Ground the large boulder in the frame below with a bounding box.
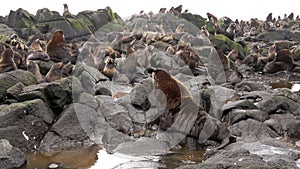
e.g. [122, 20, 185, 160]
[0, 70, 37, 102]
[39, 103, 95, 151]
[200, 86, 236, 120]
[0, 99, 54, 152]
[257, 29, 300, 42]
[0, 139, 26, 169]
[6, 8, 39, 39]
[211, 34, 248, 59]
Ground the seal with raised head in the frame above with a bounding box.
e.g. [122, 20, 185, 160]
[0, 45, 17, 73]
[26, 60, 43, 83]
[46, 30, 72, 62]
[147, 68, 235, 149]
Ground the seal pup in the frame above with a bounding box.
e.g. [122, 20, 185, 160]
[146, 68, 235, 150]
[175, 24, 185, 33]
[0, 46, 17, 73]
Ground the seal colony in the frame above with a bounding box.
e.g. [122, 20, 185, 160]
[0, 4, 300, 157]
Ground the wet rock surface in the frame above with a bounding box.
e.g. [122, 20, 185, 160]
[0, 5, 300, 169]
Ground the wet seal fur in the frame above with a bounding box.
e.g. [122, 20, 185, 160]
[0, 44, 17, 73]
[147, 68, 235, 149]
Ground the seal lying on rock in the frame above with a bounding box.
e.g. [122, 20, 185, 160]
[147, 67, 235, 149]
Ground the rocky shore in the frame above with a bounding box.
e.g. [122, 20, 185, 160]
[0, 5, 299, 169]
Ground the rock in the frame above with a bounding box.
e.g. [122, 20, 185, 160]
[96, 95, 131, 134]
[177, 149, 276, 169]
[228, 109, 268, 125]
[0, 139, 26, 169]
[211, 34, 248, 59]
[257, 29, 300, 42]
[73, 62, 109, 82]
[235, 81, 268, 92]
[0, 99, 54, 152]
[200, 86, 236, 120]
[6, 82, 25, 100]
[102, 126, 133, 153]
[0, 24, 17, 42]
[45, 77, 82, 112]
[35, 8, 64, 23]
[267, 114, 300, 139]
[6, 8, 39, 39]
[35, 60, 53, 75]
[0, 70, 37, 102]
[221, 100, 258, 113]
[256, 96, 300, 115]
[291, 45, 300, 61]
[129, 78, 153, 111]
[39, 103, 94, 151]
[182, 75, 209, 104]
[181, 13, 206, 30]
[94, 81, 113, 96]
[76, 92, 98, 109]
[113, 137, 170, 156]
[229, 119, 278, 140]
[224, 138, 300, 169]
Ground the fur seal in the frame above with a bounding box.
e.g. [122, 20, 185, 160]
[0, 46, 17, 73]
[27, 39, 50, 61]
[102, 57, 116, 80]
[147, 68, 235, 149]
[45, 62, 64, 82]
[26, 60, 43, 83]
[46, 30, 72, 62]
[263, 49, 294, 74]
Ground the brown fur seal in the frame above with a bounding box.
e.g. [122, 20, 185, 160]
[27, 39, 50, 61]
[45, 62, 64, 82]
[263, 49, 294, 74]
[0, 47, 17, 73]
[46, 30, 72, 62]
[26, 60, 43, 83]
[147, 68, 235, 149]
[102, 57, 116, 80]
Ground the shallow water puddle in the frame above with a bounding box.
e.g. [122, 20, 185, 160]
[22, 146, 205, 169]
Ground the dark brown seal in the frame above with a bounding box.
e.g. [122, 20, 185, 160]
[0, 46, 17, 73]
[147, 68, 235, 149]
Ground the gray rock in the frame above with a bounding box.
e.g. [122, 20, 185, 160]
[0, 99, 54, 152]
[113, 137, 170, 157]
[256, 96, 300, 115]
[267, 114, 300, 139]
[229, 119, 278, 140]
[221, 100, 258, 113]
[200, 86, 236, 120]
[96, 95, 131, 134]
[228, 109, 268, 125]
[0, 70, 37, 102]
[94, 81, 113, 96]
[129, 78, 153, 111]
[76, 92, 98, 109]
[39, 103, 92, 151]
[102, 126, 133, 153]
[257, 29, 300, 42]
[0, 139, 26, 169]
[45, 77, 82, 112]
[235, 81, 268, 92]
[6, 82, 25, 100]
